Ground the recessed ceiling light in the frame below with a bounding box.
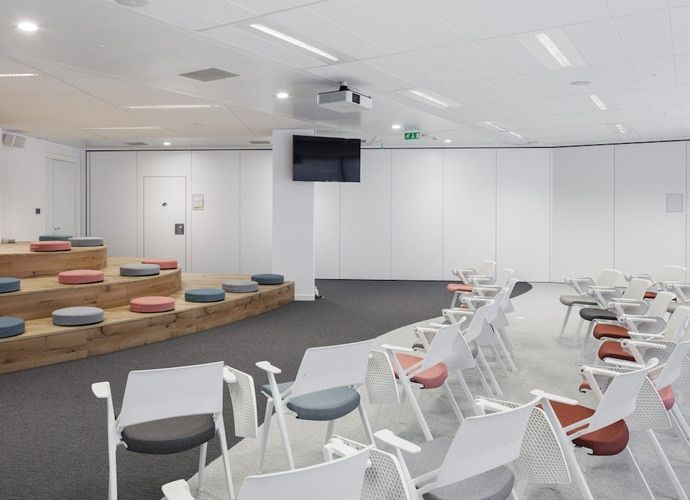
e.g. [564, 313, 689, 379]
[17, 22, 38, 32]
[589, 94, 607, 110]
[444, 139, 452, 143]
[0, 73, 38, 78]
[570, 80, 592, 86]
[163, 141, 171, 146]
[276, 92, 289, 99]
[481, 121, 508, 132]
[508, 131, 525, 140]
[391, 124, 401, 130]
[409, 89, 450, 107]
[535, 33, 571, 67]
[615, 123, 627, 134]
[250, 24, 339, 62]
[125, 104, 219, 110]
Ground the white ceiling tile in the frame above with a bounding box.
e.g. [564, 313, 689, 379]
[419, 0, 510, 40]
[366, 55, 448, 88]
[480, 0, 560, 34]
[614, 10, 674, 60]
[434, 41, 514, 80]
[564, 19, 628, 65]
[541, 0, 611, 25]
[134, 0, 258, 30]
[475, 36, 551, 75]
[631, 57, 677, 88]
[484, 76, 545, 100]
[307, 61, 413, 92]
[605, 0, 667, 17]
[670, 6, 690, 55]
[400, 50, 475, 84]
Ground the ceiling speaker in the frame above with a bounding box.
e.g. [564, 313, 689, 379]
[2, 133, 26, 148]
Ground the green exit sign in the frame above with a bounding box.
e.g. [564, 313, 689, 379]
[404, 131, 420, 140]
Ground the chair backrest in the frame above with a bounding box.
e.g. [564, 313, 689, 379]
[434, 398, 535, 489]
[653, 340, 690, 389]
[623, 278, 652, 300]
[418, 325, 459, 372]
[663, 306, 690, 342]
[493, 268, 515, 288]
[290, 339, 374, 399]
[365, 349, 400, 405]
[462, 300, 494, 343]
[597, 268, 622, 287]
[658, 265, 687, 283]
[646, 291, 675, 317]
[238, 447, 371, 500]
[118, 361, 224, 429]
[225, 366, 259, 439]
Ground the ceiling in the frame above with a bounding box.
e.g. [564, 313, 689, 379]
[2, 0, 690, 150]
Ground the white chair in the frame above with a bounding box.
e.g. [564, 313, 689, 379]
[256, 339, 374, 472]
[450, 260, 496, 285]
[92, 361, 251, 500]
[162, 446, 372, 500]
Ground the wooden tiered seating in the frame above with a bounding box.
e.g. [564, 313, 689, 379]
[0, 242, 294, 373]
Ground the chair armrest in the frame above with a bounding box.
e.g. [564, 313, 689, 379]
[381, 344, 415, 354]
[374, 429, 421, 454]
[255, 360, 281, 374]
[622, 339, 667, 350]
[529, 389, 578, 406]
[223, 365, 237, 384]
[91, 381, 111, 399]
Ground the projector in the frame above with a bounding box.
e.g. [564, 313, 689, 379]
[317, 82, 372, 112]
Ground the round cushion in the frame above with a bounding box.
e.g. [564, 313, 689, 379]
[130, 296, 176, 313]
[58, 270, 105, 284]
[250, 273, 284, 285]
[0, 317, 25, 339]
[446, 283, 473, 293]
[52, 306, 104, 326]
[69, 236, 104, 247]
[0, 277, 20, 293]
[38, 234, 73, 241]
[185, 288, 225, 303]
[120, 263, 160, 277]
[29, 241, 72, 252]
[142, 258, 178, 270]
[222, 280, 259, 293]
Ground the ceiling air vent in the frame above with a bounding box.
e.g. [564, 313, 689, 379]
[249, 140, 271, 145]
[178, 68, 238, 82]
[125, 141, 148, 146]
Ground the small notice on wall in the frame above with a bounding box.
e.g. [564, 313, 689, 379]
[193, 194, 204, 210]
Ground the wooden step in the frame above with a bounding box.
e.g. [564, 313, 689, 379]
[0, 242, 107, 278]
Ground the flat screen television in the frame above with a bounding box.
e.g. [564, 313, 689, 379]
[292, 135, 361, 182]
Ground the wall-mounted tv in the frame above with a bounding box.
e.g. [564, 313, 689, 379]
[292, 135, 361, 182]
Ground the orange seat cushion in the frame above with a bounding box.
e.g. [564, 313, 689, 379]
[130, 296, 176, 313]
[394, 353, 448, 389]
[141, 258, 178, 270]
[446, 283, 473, 294]
[597, 341, 635, 362]
[592, 323, 629, 340]
[549, 400, 629, 456]
[58, 269, 105, 284]
[29, 241, 71, 252]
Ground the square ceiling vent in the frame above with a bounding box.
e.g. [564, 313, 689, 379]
[178, 68, 238, 82]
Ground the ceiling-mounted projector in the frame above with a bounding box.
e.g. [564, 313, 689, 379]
[317, 82, 372, 112]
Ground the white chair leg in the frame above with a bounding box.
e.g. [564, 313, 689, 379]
[621, 447, 655, 500]
[197, 442, 207, 491]
[476, 349, 503, 396]
[441, 381, 464, 423]
[258, 400, 275, 473]
[357, 403, 376, 444]
[645, 429, 688, 500]
[401, 382, 433, 441]
[453, 369, 476, 405]
[559, 306, 573, 338]
[107, 439, 118, 500]
[215, 424, 236, 500]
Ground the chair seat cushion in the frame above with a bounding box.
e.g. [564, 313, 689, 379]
[659, 385, 676, 411]
[141, 258, 178, 269]
[261, 382, 361, 421]
[592, 323, 629, 340]
[0, 317, 25, 339]
[579, 307, 617, 322]
[222, 280, 259, 293]
[0, 277, 20, 293]
[446, 283, 473, 294]
[52, 306, 104, 326]
[38, 234, 73, 241]
[58, 269, 105, 284]
[185, 288, 225, 303]
[251, 273, 284, 285]
[121, 414, 216, 455]
[559, 294, 598, 307]
[29, 241, 71, 252]
[68, 236, 104, 247]
[130, 296, 176, 313]
[403, 436, 515, 500]
[549, 400, 629, 455]
[394, 353, 448, 389]
[597, 341, 635, 362]
[120, 263, 160, 276]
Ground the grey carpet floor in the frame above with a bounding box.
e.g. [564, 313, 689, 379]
[181, 282, 690, 500]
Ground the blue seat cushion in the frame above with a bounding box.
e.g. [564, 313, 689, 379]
[0, 317, 25, 339]
[52, 306, 104, 326]
[68, 236, 104, 247]
[262, 382, 361, 421]
[185, 288, 225, 303]
[0, 277, 20, 293]
[38, 234, 73, 241]
[121, 414, 215, 455]
[251, 273, 284, 285]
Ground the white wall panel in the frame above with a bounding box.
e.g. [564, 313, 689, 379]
[442, 149, 497, 280]
[239, 150, 272, 275]
[190, 150, 240, 273]
[340, 149, 393, 279]
[391, 149, 444, 280]
[496, 148, 551, 281]
[314, 182, 341, 278]
[88, 151, 138, 258]
[615, 141, 686, 276]
[551, 145, 615, 282]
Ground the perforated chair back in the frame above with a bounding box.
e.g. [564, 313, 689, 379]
[238, 447, 371, 500]
[651, 339, 690, 390]
[225, 366, 259, 439]
[417, 324, 458, 373]
[118, 361, 223, 429]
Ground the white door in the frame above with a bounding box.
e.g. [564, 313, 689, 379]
[143, 176, 186, 270]
[50, 159, 78, 236]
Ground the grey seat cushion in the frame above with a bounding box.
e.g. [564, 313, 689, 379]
[403, 436, 515, 500]
[68, 236, 104, 247]
[251, 273, 284, 285]
[579, 307, 617, 322]
[121, 414, 215, 455]
[0, 277, 20, 293]
[185, 288, 225, 303]
[38, 234, 73, 241]
[559, 294, 598, 307]
[261, 382, 360, 421]
[120, 263, 160, 276]
[0, 317, 25, 339]
[222, 280, 259, 293]
[52, 306, 104, 326]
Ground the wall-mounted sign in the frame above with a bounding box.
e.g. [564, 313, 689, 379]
[404, 131, 420, 140]
[192, 194, 204, 210]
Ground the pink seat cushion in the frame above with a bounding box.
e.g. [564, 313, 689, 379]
[394, 353, 448, 389]
[58, 269, 105, 284]
[141, 258, 178, 270]
[446, 283, 473, 294]
[29, 241, 71, 252]
[658, 385, 676, 411]
[130, 296, 176, 313]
